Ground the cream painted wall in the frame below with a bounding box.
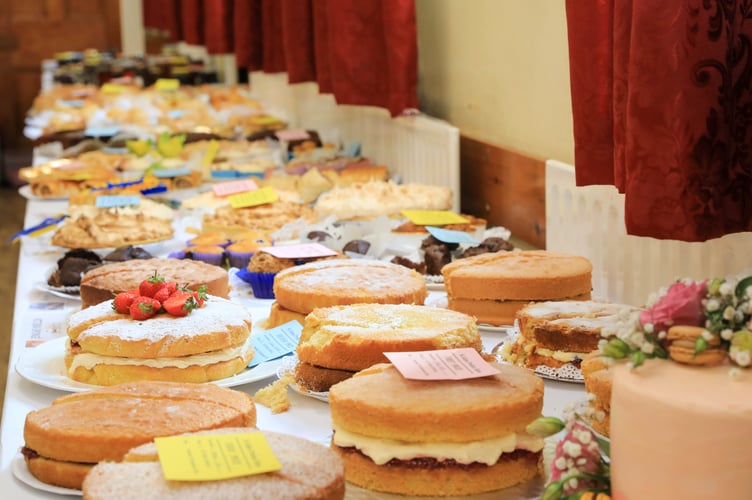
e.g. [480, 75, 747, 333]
[416, 0, 574, 164]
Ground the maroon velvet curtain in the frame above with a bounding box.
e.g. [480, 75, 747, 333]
[142, 0, 418, 116]
[566, 0, 752, 242]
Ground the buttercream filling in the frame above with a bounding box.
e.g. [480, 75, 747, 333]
[69, 335, 253, 370]
[534, 346, 590, 363]
[332, 426, 544, 466]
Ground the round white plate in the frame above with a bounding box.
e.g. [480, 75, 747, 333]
[17, 184, 68, 201]
[12, 453, 80, 496]
[15, 336, 284, 393]
[35, 282, 81, 301]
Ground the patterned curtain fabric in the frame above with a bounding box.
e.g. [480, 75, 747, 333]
[566, 0, 752, 242]
[142, 0, 418, 116]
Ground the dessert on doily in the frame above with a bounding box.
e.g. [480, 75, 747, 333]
[533, 275, 752, 500]
[499, 300, 639, 383]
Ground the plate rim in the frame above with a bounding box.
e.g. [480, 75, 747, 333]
[15, 336, 283, 393]
[11, 452, 81, 496]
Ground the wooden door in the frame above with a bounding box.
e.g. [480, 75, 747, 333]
[0, 0, 120, 180]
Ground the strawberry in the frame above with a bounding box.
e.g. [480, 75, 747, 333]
[112, 291, 139, 314]
[191, 285, 208, 307]
[139, 272, 166, 298]
[129, 296, 160, 320]
[162, 292, 199, 317]
[152, 283, 176, 304]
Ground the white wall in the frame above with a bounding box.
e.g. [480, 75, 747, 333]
[416, 0, 573, 164]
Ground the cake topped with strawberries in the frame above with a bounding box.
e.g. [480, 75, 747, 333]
[65, 273, 254, 386]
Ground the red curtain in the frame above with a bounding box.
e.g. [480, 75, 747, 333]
[142, 0, 418, 116]
[567, 0, 752, 242]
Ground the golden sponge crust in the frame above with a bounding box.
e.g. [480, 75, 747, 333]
[297, 304, 482, 372]
[273, 259, 427, 315]
[23, 381, 256, 490]
[329, 363, 544, 443]
[442, 250, 592, 301]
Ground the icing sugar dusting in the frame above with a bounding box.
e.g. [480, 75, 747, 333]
[69, 296, 252, 343]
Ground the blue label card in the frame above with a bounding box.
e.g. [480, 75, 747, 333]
[152, 167, 192, 178]
[60, 99, 85, 108]
[84, 126, 121, 137]
[342, 141, 361, 157]
[427, 226, 480, 245]
[248, 320, 302, 367]
[95, 195, 142, 208]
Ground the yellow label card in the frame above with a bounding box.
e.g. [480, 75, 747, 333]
[229, 186, 278, 208]
[201, 139, 220, 167]
[156, 78, 180, 92]
[100, 83, 126, 95]
[155, 432, 282, 481]
[400, 210, 469, 226]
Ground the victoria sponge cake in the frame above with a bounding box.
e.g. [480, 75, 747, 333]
[269, 258, 427, 328]
[295, 303, 481, 392]
[329, 362, 545, 496]
[22, 381, 256, 490]
[442, 250, 593, 326]
[83, 428, 345, 499]
[79, 258, 229, 308]
[65, 295, 254, 385]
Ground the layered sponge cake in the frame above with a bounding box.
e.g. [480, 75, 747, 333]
[295, 303, 482, 392]
[442, 250, 593, 326]
[503, 300, 639, 370]
[269, 258, 427, 328]
[65, 295, 254, 385]
[329, 362, 545, 496]
[22, 381, 256, 490]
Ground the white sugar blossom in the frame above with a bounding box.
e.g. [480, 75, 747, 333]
[719, 282, 734, 296]
[641, 342, 655, 354]
[724, 306, 737, 321]
[721, 329, 734, 341]
[701, 329, 715, 341]
[706, 298, 721, 312]
[730, 347, 751, 367]
[729, 367, 742, 380]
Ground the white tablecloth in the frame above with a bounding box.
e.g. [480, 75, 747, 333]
[0, 197, 585, 498]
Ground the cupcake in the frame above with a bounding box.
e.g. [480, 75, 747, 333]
[240, 251, 296, 299]
[182, 245, 226, 267]
[187, 232, 231, 248]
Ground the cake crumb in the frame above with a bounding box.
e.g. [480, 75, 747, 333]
[254, 372, 294, 413]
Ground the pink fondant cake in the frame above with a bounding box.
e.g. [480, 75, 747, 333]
[610, 360, 752, 499]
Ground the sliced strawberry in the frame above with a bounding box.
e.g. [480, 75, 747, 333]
[163, 293, 199, 317]
[129, 296, 160, 320]
[139, 272, 165, 297]
[152, 286, 172, 304]
[112, 291, 139, 314]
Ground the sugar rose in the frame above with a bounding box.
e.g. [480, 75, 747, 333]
[640, 280, 708, 335]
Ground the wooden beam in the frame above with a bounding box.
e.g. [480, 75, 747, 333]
[460, 135, 546, 249]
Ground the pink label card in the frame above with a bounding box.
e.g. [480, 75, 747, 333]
[275, 129, 311, 141]
[259, 243, 339, 259]
[385, 348, 500, 380]
[213, 179, 259, 197]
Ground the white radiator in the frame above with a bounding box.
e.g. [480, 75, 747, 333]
[248, 72, 461, 210]
[546, 159, 752, 306]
